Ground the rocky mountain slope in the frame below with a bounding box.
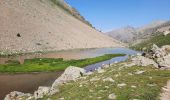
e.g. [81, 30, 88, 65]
[106, 26, 137, 43]
[106, 20, 170, 44]
[0, 0, 123, 55]
[131, 32, 170, 51]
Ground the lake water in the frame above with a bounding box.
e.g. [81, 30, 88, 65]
[0, 48, 138, 99]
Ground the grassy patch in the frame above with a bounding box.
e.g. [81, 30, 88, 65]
[131, 33, 170, 51]
[0, 54, 125, 73]
[47, 63, 170, 100]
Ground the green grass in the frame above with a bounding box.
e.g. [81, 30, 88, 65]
[131, 33, 170, 51]
[45, 63, 170, 100]
[0, 54, 125, 73]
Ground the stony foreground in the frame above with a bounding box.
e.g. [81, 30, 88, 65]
[4, 62, 170, 100]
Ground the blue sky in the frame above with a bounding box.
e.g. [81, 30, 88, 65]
[66, 0, 170, 32]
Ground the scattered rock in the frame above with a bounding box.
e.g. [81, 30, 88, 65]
[59, 97, 65, 100]
[103, 77, 115, 83]
[89, 89, 94, 92]
[117, 83, 127, 87]
[49, 88, 60, 96]
[108, 93, 116, 100]
[147, 84, 157, 87]
[128, 73, 133, 76]
[102, 64, 110, 69]
[114, 74, 119, 77]
[125, 63, 136, 67]
[4, 91, 33, 100]
[97, 68, 105, 73]
[105, 86, 109, 89]
[98, 97, 102, 99]
[135, 70, 145, 74]
[131, 85, 137, 88]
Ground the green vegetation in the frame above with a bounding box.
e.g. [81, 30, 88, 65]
[45, 63, 170, 100]
[0, 54, 125, 73]
[131, 33, 170, 51]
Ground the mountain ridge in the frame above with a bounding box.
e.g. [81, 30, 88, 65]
[106, 20, 170, 44]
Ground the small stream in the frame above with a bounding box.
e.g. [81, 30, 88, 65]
[0, 48, 138, 99]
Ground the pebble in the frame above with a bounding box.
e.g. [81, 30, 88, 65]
[108, 93, 116, 100]
[103, 77, 115, 83]
[117, 83, 127, 87]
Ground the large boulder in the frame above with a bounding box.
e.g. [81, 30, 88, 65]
[163, 30, 170, 36]
[131, 55, 158, 68]
[157, 54, 170, 68]
[162, 45, 170, 53]
[50, 66, 85, 94]
[34, 86, 51, 100]
[4, 91, 33, 100]
[151, 44, 167, 58]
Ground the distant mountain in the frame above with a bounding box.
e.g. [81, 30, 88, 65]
[106, 20, 170, 44]
[106, 26, 137, 43]
[0, 0, 123, 54]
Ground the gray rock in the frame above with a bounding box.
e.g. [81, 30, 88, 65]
[102, 64, 110, 69]
[51, 66, 85, 94]
[97, 68, 105, 73]
[162, 45, 170, 53]
[108, 93, 116, 100]
[4, 91, 33, 100]
[131, 55, 158, 68]
[34, 86, 51, 99]
[163, 30, 170, 36]
[135, 71, 145, 74]
[151, 44, 167, 58]
[157, 54, 170, 68]
[103, 77, 115, 83]
[117, 83, 127, 87]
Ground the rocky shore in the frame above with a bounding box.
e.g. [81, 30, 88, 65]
[135, 44, 170, 69]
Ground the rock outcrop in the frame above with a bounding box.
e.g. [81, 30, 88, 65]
[34, 86, 51, 99]
[139, 44, 170, 69]
[163, 30, 170, 36]
[131, 55, 158, 68]
[4, 91, 33, 100]
[162, 45, 170, 53]
[157, 54, 170, 68]
[50, 66, 85, 94]
[151, 44, 167, 58]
